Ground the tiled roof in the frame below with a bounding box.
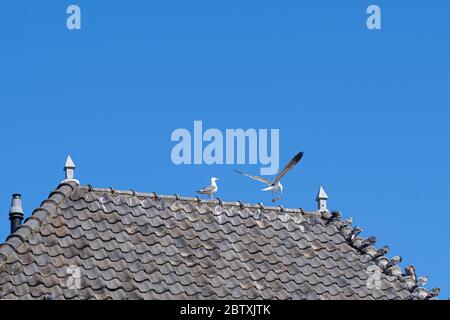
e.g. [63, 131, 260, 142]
[0, 181, 440, 300]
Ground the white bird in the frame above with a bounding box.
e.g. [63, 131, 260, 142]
[197, 177, 219, 199]
[234, 152, 304, 203]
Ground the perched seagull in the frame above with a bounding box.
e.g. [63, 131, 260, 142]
[197, 177, 219, 199]
[234, 152, 304, 202]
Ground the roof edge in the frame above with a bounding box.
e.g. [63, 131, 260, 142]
[0, 181, 78, 264]
[320, 210, 441, 300]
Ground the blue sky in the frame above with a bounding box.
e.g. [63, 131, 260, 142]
[0, 0, 449, 298]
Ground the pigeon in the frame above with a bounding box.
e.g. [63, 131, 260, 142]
[234, 152, 304, 202]
[386, 256, 402, 269]
[405, 265, 417, 282]
[197, 177, 219, 199]
[344, 217, 353, 226]
[417, 276, 428, 286]
[428, 287, 441, 298]
[349, 226, 363, 241]
[373, 246, 389, 260]
[360, 236, 377, 249]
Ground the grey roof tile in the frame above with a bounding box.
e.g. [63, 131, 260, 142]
[0, 182, 438, 300]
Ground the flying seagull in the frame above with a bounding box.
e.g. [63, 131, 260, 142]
[197, 177, 219, 199]
[234, 152, 304, 202]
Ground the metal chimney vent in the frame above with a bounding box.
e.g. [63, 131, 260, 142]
[9, 194, 24, 233]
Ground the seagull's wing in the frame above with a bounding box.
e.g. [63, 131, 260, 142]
[234, 170, 272, 186]
[197, 185, 216, 194]
[274, 152, 304, 183]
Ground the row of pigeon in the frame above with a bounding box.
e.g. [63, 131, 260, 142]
[321, 210, 441, 300]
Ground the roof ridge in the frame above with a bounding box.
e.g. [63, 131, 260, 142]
[318, 210, 440, 300]
[0, 181, 78, 264]
[79, 185, 318, 216]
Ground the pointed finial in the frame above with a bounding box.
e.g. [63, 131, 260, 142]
[316, 186, 329, 212]
[63, 155, 80, 184]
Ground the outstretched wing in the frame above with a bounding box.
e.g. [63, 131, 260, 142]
[234, 170, 272, 186]
[274, 152, 304, 183]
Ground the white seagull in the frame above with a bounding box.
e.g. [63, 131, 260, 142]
[234, 152, 304, 202]
[197, 177, 220, 199]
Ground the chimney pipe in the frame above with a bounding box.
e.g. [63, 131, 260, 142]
[9, 194, 24, 233]
[316, 186, 329, 212]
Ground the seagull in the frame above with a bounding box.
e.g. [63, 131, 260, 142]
[234, 152, 304, 202]
[197, 177, 219, 199]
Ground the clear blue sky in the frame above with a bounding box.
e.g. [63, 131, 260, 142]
[0, 0, 449, 298]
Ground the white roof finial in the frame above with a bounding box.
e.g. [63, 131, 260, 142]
[316, 186, 328, 200]
[316, 186, 329, 212]
[65, 155, 75, 169]
[63, 155, 80, 184]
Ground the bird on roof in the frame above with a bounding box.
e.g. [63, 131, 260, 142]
[234, 152, 304, 203]
[349, 226, 363, 241]
[405, 265, 417, 282]
[197, 177, 219, 199]
[373, 246, 389, 260]
[428, 287, 441, 298]
[386, 256, 402, 269]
